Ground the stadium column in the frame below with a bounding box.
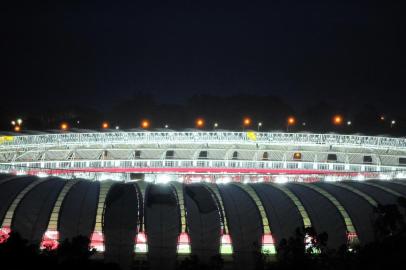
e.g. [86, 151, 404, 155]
[329, 182, 378, 207]
[203, 183, 233, 258]
[0, 178, 47, 243]
[296, 183, 360, 250]
[231, 183, 276, 256]
[267, 183, 312, 228]
[266, 183, 315, 251]
[170, 181, 191, 256]
[393, 181, 406, 188]
[361, 181, 404, 198]
[90, 181, 115, 253]
[133, 180, 149, 256]
[39, 180, 79, 250]
[0, 175, 19, 186]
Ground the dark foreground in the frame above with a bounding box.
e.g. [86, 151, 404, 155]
[1, 198, 406, 270]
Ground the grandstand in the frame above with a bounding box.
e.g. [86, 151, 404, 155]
[1, 131, 406, 181]
[0, 131, 406, 269]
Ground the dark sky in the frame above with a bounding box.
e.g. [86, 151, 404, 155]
[1, 0, 405, 112]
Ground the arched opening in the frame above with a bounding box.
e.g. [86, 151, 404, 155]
[198, 151, 208, 159]
[165, 150, 175, 159]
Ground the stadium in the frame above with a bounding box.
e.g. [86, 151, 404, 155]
[1, 131, 406, 269]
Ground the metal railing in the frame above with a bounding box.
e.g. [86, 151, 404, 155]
[1, 132, 406, 150]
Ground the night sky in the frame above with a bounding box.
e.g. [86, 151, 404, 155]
[1, 1, 405, 113]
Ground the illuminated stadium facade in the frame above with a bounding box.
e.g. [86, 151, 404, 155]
[1, 131, 406, 181]
[0, 131, 406, 269]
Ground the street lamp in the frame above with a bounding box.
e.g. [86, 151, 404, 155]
[287, 116, 296, 132]
[141, 119, 150, 129]
[102, 122, 109, 129]
[196, 118, 205, 128]
[257, 122, 262, 131]
[333, 115, 343, 126]
[165, 124, 169, 129]
[391, 120, 396, 128]
[11, 118, 23, 132]
[243, 117, 252, 127]
[214, 122, 218, 130]
[60, 122, 69, 131]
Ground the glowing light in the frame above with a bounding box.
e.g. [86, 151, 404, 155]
[102, 122, 109, 129]
[333, 115, 343, 125]
[347, 232, 359, 249]
[90, 231, 105, 252]
[115, 126, 120, 130]
[141, 119, 150, 129]
[17, 119, 22, 125]
[134, 232, 148, 253]
[40, 230, 59, 250]
[60, 122, 69, 131]
[247, 131, 257, 141]
[275, 176, 288, 184]
[305, 233, 320, 254]
[165, 124, 169, 128]
[37, 172, 49, 178]
[195, 118, 205, 128]
[0, 136, 14, 144]
[287, 116, 296, 126]
[11, 121, 16, 126]
[347, 121, 352, 126]
[156, 174, 172, 184]
[355, 174, 365, 181]
[325, 175, 338, 182]
[220, 234, 233, 255]
[177, 232, 191, 254]
[0, 227, 11, 244]
[14, 126, 21, 132]
[243, 117, 252, 127]
[379, 173, 391, 180]
[261, 233, 276, 254]
[380, 116, 385, 121]
[293, 152, 302, 160]
[214, 122, 218, 128]
[217, 176, 232, 184]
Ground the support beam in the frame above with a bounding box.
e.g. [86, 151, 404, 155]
[133, 181, 149, 255]
[232, 183, 276, 255]
[0, 178, 47, 243]
[89, 181, 114, 253]
[170, 181, 191, 255]
[40, 180, 78, 249]
[203, 183, 233, 256]
[296, 183, 359, 250]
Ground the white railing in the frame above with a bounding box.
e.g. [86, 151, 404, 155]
[1, 132, 406, 150]
[0, 159, 404, 174]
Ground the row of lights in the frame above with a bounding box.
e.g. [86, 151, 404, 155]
[11, 118, 23, 132]
[11, 115, 397, 132]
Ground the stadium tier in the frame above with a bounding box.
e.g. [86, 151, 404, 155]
[1, 131, 406, 181]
